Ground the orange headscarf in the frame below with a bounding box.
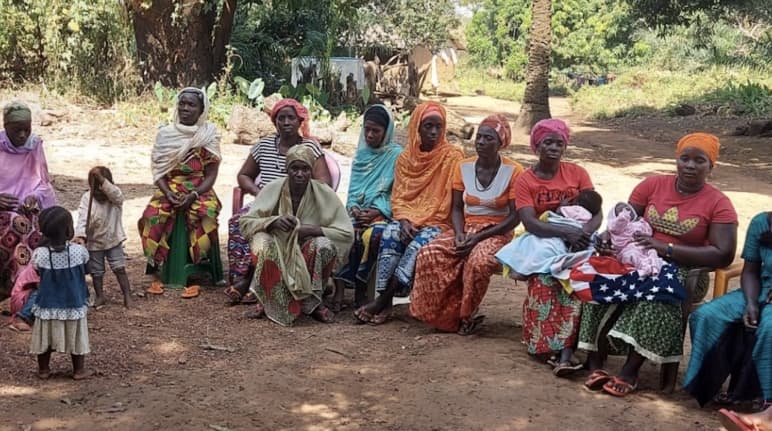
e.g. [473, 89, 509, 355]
[676, 132, 720, 164]
[390, 102, 464, 228]
[479, 114, 512, 148]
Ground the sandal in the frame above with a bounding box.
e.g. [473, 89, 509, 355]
[244, 303, 265, 319]
[602, 376, 638, 397]
[584, 369, 612, 391]
[353, 306, 373, 324]
[553, 360, 583, 378]
[181, 285, 200, 299]
[241, 292, 258, 305]
[146, 281, 164, 295]
[223, 286, 242, 305]
[311, 305, 335, 323]
[718, 409, 757, 431]
[458, 315, 485, 336]
[368, 309, 392, 326]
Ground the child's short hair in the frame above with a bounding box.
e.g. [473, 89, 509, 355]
[575, 190, 603, 216]
[38, 206, 74, 247]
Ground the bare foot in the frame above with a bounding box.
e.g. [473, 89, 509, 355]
[37, 369, 51, 379]
[93, 297, 107, 309]
[123, 296, 133, 309]
[738, 406, 772, 430]
[72, 369, 94, 380]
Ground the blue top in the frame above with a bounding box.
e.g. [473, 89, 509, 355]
[31, 243, 90, 320]
[742, 211, 772, 292]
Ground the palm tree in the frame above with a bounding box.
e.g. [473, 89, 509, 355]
[515, 0, 552, 131]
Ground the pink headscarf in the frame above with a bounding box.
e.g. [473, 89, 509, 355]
[271, 98, 311, 138]
[479, 114, 512, 148]
[529, 118, 570, 153]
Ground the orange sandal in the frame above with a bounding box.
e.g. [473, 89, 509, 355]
[146, 281, 164, 295]
[181, 285, 200, 299]
[602, 376, 638, 397]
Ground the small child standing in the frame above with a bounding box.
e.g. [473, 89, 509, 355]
[75, 166, 131, 308]
[29, 206, 91, 380]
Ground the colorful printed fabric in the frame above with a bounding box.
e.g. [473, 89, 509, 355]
[578, 266, 708, 364]
[522, 274, 583, 355]
[514, 162, 594, 215]
[139, 147, 221, 267]
[227, 207, 251, 282]
[0, 211, 41, 300]
[375, 220, 441, 296]
[569, 257, 686, 304]
[411, 223, 509, 332]
[335, 221, 387, 287]
[250, 234, 337, 326]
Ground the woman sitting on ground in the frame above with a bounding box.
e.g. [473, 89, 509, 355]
[580, 133, 738, 397]
[226, 99, 331, 305]
[1, 101, 56, 330]
[410, 114, 523, 335]
[138, 87, 222, 298]
[332, 104, 402, 311]
[685, 210, 771, 411]
[354, 101, 464, 325]
[239, 145, 354, 326]
[510, 118, 601, 376]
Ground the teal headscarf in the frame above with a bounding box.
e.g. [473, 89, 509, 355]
[345, 104, 402, 218]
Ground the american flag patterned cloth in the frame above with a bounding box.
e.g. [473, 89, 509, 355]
[569, 256, 685, 304]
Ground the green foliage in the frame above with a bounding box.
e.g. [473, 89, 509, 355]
[626, 0, 771, 28]
[466, 0, 638, 79]
[0, 0, 138, 104]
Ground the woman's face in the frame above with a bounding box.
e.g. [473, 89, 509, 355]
[419, 115, 443, 150]
[475, 125, 501, 158]
[178, 92, 204, 126]
[288, 160, 312, 189]
[363, 120, 386, 148]
[4, 120, 32, 147]
[537, 133, 566, 162]
[676, 147, 712, 187]
[275, 106, 301, 136]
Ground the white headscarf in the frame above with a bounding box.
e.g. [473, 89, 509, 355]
[151, 87, 221, 182]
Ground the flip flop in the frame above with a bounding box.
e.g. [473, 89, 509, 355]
[458, 315, 486, 335]
[553, 360, 583, 378]
[718, 409, 758, 431]
[368, 309, 392, 326]
[602, 376, 638, 397]
[353, 306, 373, 324]
[584, 369, 612, 391]
[181, 285, 200, 299]
[146, 281, 164, 295]
[223, 286, 242, 305]
[241, 292, 258, 305]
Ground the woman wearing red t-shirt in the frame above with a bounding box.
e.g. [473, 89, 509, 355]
[516, 119, 602, 375]
[580, 133, 738, 397]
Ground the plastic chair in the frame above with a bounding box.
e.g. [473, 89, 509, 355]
[231, 149, 341, 215]
[160, 213, 225, 288]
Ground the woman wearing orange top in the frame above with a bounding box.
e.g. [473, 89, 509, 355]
[410, 114, 523, 335]
[354, 102, 464, 325]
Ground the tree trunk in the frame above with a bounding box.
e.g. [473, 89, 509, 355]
[126, 0, 236, 88]
[515, 0, 552, 131]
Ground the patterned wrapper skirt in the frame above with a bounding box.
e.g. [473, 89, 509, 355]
[410, 223, 508, 332]
[0, 211, 41, 300]
[227, 207, 252, 283]
[334, 220, 386, 287]
[375, 220, 441, 296]
[30, 317, 90, 355]
[578, 266, 708, 364]
[249, 234, 337, 326]
[522, 274, 582, 355]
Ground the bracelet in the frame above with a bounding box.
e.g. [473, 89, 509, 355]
[191, 190, 200, 199]
[666, 242, 674, 258]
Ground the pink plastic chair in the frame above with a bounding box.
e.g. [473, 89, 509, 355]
[231, 149, 341, 214]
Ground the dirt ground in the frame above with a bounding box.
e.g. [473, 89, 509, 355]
[1, 93, 771, 431]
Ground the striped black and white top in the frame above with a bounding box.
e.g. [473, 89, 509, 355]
[249, 135, 323, 189]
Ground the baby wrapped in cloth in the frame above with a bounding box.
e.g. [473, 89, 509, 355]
[496, 190, 602, 281]
[607, 202, 664, 277]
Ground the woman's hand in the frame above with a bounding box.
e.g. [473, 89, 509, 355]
[564, 227, 592, 250]
[165, 191, 184, 207]
[595, 231, 615, 256]
[297, 224, 322, 242]
[0, 193, 19, 211]
[455, 233, 479, 257]
[398, 219, 418, 242]
[634, 233, 667, 256]
[268, 215, 298, 233]
[178, 193, 198, 211]
[743, 302, 760, 329]
[356, 208, 382, 225]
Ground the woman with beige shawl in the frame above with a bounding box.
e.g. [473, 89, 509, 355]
[240, 145, 354, 326]
[138, 87, 222, 298]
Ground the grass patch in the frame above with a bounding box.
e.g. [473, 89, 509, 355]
[455, 65, 525, 102]
[570, 66, 772, 119]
